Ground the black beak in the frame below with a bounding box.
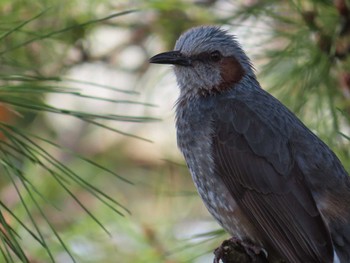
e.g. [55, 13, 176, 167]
[149, 51, 191, 66]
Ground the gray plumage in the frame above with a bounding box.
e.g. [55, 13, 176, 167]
[150, 26, 350, 263]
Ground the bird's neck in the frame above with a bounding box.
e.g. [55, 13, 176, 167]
[177, 74, 258, 105]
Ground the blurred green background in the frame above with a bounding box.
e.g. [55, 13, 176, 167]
[0, 0, 350, 262]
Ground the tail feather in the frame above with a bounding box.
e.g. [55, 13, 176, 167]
[331, 220, 350, 263]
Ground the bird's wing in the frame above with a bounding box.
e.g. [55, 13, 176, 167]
[211, 96, 333, 262]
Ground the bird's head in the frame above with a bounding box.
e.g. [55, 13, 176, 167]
[150, 26, 255, 98]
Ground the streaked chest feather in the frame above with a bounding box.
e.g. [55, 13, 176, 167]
[176, 106, 258, 240]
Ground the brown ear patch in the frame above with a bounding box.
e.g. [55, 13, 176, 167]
[218, 56, 245, 90]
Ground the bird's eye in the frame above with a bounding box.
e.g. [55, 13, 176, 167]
[210, 50, 222, 62]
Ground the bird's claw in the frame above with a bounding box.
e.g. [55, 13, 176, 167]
[213, 237, 268, 263]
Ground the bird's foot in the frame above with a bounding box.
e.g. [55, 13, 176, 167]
[213, 237, 268, 263]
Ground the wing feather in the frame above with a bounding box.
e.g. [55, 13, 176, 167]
[212, 97, 333, 262]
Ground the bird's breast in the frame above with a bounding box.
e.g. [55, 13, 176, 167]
[176, 102, 260, 241]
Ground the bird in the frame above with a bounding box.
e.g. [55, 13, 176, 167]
[149, 26, 350, 263]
